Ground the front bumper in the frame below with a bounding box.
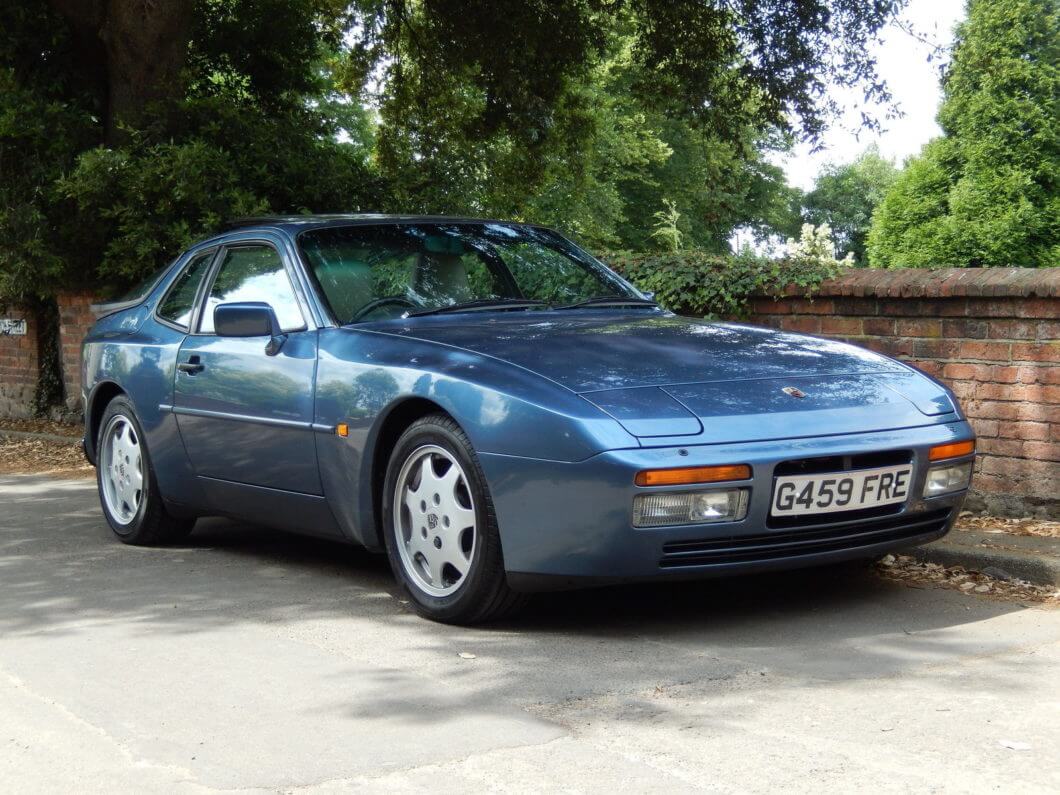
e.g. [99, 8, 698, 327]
[480, 421, 974, 591]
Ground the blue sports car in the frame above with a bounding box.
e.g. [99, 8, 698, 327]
[82, 215, 976, 623]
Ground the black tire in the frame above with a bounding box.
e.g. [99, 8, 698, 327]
[382, 414, 527, 624]
[95, 395, 194, 545]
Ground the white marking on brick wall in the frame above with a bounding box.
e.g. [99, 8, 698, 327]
[0, 319, 28, 336]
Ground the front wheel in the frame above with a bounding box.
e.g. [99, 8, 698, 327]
[96, 395, 194, 545]
[382, 414, 526, 624]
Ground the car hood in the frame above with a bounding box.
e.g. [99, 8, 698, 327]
[380, 311, 905, 392]
[374, 311, 958, 442]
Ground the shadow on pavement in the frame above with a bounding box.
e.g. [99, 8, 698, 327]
[1, 473, 1047, 729]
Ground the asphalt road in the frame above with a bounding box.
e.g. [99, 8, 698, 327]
[2, 474, 1058, 793]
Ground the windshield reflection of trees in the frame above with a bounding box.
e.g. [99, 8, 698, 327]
[302, 223, 626, 320]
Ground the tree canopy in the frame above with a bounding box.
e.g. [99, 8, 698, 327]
[867, 0, 1059, 268]
[0, 0, 911, 304]
[802, 146, 898, 264]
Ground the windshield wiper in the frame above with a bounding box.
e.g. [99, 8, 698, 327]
[552, 295, 659, 310]
[407, 298, 548, 317]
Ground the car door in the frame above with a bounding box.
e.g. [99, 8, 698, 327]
[172, 240, 322, 495]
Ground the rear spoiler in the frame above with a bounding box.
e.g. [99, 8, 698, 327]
[89, 298, 144, 320]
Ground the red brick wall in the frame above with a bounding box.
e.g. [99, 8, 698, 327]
[0, 306, 39, 418]
[3, 270, 1058, 518]
[56, 291, 100, 413]
[749, 268, 1059, 518]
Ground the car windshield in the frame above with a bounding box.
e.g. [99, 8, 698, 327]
[298, 222, 641, 323]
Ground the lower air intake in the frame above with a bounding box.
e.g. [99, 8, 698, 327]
[659, 509, 951, 568]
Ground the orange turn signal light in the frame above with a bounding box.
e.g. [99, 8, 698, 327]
[336, 423, 349, 438]
[929, 440, 975, 461]
[635, 464, 752, 487]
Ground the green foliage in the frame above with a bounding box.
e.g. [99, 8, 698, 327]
[31, 298, 63, 415]
[0, 1, 378, 301]
[1, 0, 909, 306]
[868, 0, 1059, 268]
[786, 222, 855, 267]
[353, 1, 905, 146]
[803, 146, 898, 264]
[604, 228, 850, 319]
[187, 0, 354, 103]
[0, 75, 86, 303]
[61, 100, 377, 288]
[650, 200, 684, 252]
[371, 33, 804, 253]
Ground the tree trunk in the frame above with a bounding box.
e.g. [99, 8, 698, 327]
[47, 0, 193, 145]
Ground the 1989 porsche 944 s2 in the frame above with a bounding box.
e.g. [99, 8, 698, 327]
[82, 215, 976, 623]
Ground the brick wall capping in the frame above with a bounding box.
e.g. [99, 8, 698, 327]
[760, 268, 1060, 300]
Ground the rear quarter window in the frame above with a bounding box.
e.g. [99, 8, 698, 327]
[118, 262, 171, 304]
[156, 250, 215, 329]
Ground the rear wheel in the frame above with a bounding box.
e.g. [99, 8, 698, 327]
[382, 414, 526, 624]
[96, 395, 194, 545]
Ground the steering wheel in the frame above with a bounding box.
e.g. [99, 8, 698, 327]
[350, 296, 417, 322]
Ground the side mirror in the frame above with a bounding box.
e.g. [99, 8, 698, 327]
[213, 302, 287, 355]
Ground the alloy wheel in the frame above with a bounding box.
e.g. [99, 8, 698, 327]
[393, 444, 477, 597]
[100, 414, 144, 526]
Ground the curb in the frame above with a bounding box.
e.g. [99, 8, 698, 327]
[909, 530, 1060, 587]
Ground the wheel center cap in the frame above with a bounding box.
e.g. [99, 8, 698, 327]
[427, 513, 439, 530]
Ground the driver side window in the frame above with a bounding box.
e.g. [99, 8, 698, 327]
[199, 245, 305, 334]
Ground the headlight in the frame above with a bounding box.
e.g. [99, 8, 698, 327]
[922, 462, 973, 497]
[633, 488, 749, 528]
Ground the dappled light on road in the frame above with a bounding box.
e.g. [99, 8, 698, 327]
[1, 474, 1057, 791]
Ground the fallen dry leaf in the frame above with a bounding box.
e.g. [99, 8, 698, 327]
[0, 417, 82, 438]
[876, 555, 1059, 605]
[956, 513, 1059, 539]
[0, 437, 93, 478]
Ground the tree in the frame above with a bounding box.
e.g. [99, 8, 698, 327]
[868, 0, 1059, 267]
[357, 2, 908, 247]
[365, 11, 844, 252]
[352, 1, 906, 147]
[2, 0, 910, 301]
[44, 0, 193, 145]
[0, 0, 376, 302]
[802, 146, 898, 264]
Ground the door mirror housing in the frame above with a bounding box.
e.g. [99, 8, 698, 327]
[213, 302, 287, 355]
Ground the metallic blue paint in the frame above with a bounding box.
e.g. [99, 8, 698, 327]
[174, 331, 321, 494]
[82, 216, 974, 589]
[370, 313, 906, 391]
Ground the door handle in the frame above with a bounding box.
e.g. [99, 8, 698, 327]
[177, 356, 204, 375]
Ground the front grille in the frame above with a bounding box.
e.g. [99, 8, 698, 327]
[659, 509, 951, 569]
[773, 449, 913, 477]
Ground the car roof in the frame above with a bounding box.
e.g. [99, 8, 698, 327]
[218, 214, 541, 234]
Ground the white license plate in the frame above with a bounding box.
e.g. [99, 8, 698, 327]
[771, 464, 913, 517]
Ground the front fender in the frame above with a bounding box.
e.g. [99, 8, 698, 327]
[313, 327, 638, 547]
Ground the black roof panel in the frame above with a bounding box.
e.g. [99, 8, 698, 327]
[219, 214, 530, 232]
